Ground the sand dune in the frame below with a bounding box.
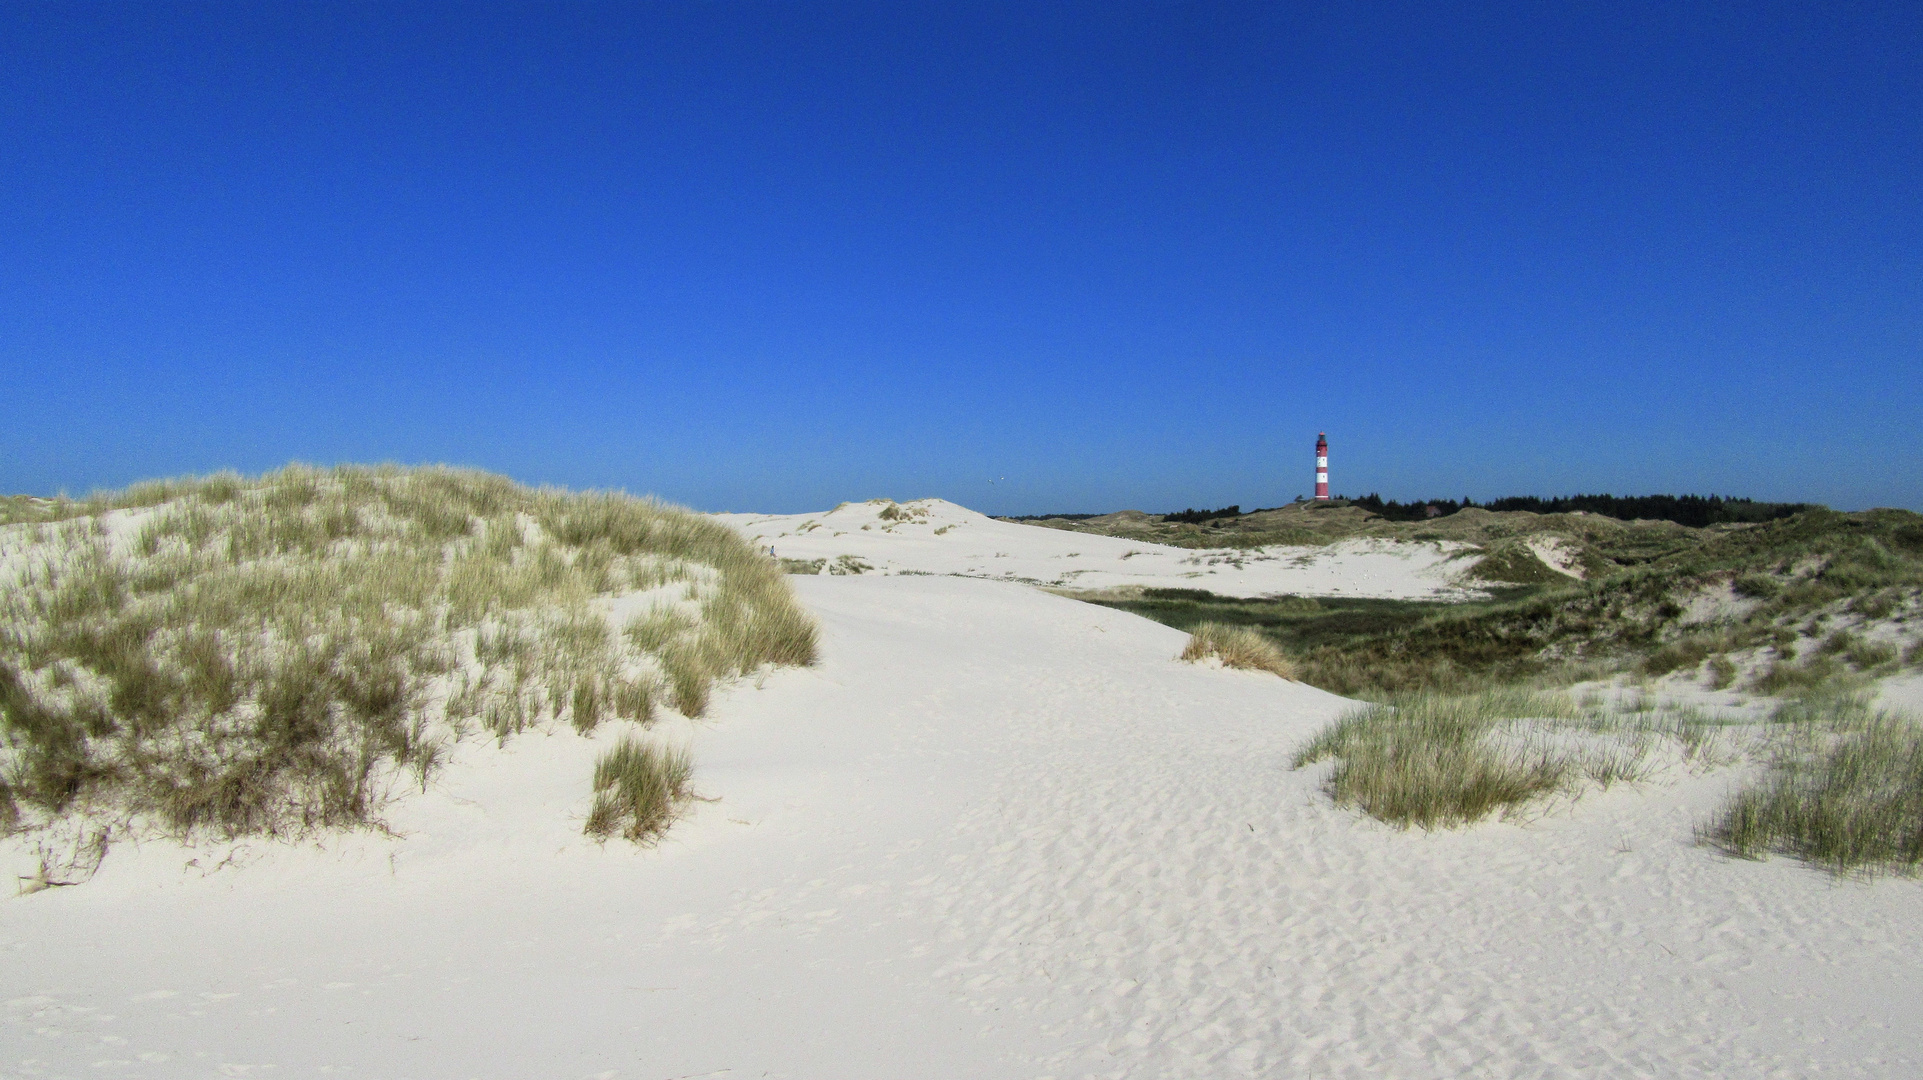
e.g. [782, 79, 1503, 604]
[6, 512, 1921, 1077]
[720, 498, 1480, 599]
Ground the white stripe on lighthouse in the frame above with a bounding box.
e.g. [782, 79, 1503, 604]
[1316, 456, 1327, 468]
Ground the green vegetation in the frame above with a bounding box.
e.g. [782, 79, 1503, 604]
[1290, 688, 1707, 829]
[1162, 505, 1244, 525]
[0, 466, 816, 858]
[775, 552, 883, 576]
[1465, 541, 1570, 585]
[1707, 695, 1923, 876]
[1088, 588, 1551, 697]
[1087, 507, 1923, 873]
[1093, 508, 1923, 702]
[584, 736, 693, 843]
[1099, 586, 1535, 654]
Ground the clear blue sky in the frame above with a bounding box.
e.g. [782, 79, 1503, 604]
[3, 2, 1917, 514]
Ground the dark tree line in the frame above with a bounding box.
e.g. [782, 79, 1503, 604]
[1008, 494, 1822, 530]
[1347, 493, 1820, 528]
[1163, 505, 1242, 524]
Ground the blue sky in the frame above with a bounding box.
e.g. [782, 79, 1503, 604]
[3, 2, 1917, 514]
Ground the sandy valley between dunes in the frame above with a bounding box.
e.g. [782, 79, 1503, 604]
[6, 563, 1922, 1078]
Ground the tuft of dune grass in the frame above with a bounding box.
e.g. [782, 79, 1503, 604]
[1179, 622, 1295, 679]
[1705, 694, 1923, 875]
[1293, 689, 1584, 829]
[1289, 687, 1718, 830]
[584, 736, 692, 843]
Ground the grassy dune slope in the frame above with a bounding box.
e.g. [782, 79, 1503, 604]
[0, 466, 815, 862]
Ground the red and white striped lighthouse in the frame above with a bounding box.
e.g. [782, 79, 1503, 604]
[1314, 432, 1330, 501]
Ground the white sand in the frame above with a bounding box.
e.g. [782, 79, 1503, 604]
[7, 526, 1923, 1077]
[718, 499, 1479, 599]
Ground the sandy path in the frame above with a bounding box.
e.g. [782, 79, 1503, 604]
[6, 576, 1922, 1078]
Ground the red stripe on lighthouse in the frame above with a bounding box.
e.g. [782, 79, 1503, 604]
[1314, 432, 1330, 501]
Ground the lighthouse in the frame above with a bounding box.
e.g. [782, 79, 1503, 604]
[1314, 432, 1330, 501]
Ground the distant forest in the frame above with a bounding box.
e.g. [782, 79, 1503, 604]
[1346, 493, 1822, 528]
[1164, 505, 1241, 524]
[1005, 495, 1823, 529]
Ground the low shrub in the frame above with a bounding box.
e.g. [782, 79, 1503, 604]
[0, 775, 19, 836]
[1469, 543, 1566, 586]
[1793, 631, 1899, 676]
[1144, 587, 1221, 602]
[1850, 590, 1898, 619]
[1643, 636, 1713, 677]
[1852, 641, 1899, 669]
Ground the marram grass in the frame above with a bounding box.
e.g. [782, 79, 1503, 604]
[1291, 688, 1718, 829]
[584, 736, 693, 843]
[1705, 694, 1923, 876]
[0, 465, 816, 853]
[1179, 622, 1295, 679]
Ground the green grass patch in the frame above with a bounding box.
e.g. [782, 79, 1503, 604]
[1289, 688, 1692, 829]
[1706, 695, 1923, 876]
[1087, 586, 1559, 698]
[1092, 589, 1533, 656]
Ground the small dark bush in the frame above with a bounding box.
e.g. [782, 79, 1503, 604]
[1144, 587, 1221, 601]
[1643, 637, 1712, 677]
[1471, 545, 1566, 586]
[1851, 590, 1898, 619]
